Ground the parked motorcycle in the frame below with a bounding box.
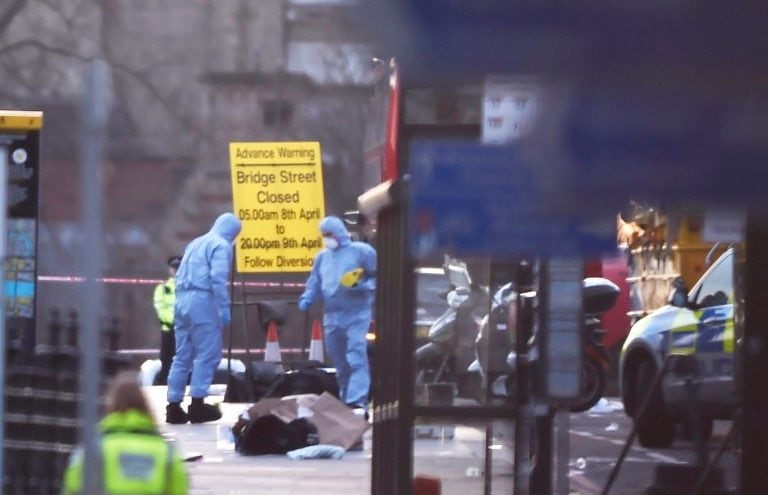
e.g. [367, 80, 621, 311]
[475, 276, 620, 411]
[473, 281, 516, 400]
[414, 254, 620, 410]
[575, 277, 620, 412]
[414, 256, 489, 401]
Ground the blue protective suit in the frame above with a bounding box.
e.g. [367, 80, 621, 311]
[299, 216, 376, 408]
[167, 212, 241, 402]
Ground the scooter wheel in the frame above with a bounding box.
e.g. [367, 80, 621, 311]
[569, 357, 606, 413]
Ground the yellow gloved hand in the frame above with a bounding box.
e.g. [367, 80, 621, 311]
[340, 268, 364, 288]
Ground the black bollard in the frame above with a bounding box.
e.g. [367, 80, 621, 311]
[48, 307, 62, 350]
[49, 308, 65, 368]
[55, 309, 81, 371]
[66, 309, 79, 349]
[35, 308, 63, 368]
[104, 315, 121, 352]
[103, 315, 130, 376]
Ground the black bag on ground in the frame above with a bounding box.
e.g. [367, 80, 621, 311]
[224, 362, 284, 403]
[233, 415, 318, 455]
[250, 361, 285, 399]
[223, 371, 251, 403]
[262, 366, 339, 399]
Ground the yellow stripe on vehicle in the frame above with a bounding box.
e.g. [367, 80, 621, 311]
[724, 317, 734, 353]
[669, 310, 700, 355]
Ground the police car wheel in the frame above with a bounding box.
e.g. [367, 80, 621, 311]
[635, 360, 676, 448]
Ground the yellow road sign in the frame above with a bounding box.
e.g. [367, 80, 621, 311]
[0, 111, 43, 131]
[229, 141, 325, 273]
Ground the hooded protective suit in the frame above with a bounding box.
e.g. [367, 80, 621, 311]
[167, 213, 241, 403]
[299, 216, 376, 408]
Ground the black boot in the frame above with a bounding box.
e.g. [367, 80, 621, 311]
[188, 397, 222, 424]
[166, 402, 189, 424]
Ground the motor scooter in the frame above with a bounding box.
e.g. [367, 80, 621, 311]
[572, 277, 620, 411]
[475, 276, 619, 412]
[414, 256, 489, 401]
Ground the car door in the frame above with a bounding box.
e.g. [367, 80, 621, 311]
[667, 250, 734, 407]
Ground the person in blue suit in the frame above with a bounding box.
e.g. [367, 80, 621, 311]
[298, 216, 376, 411]
[166, 212, 242, 424]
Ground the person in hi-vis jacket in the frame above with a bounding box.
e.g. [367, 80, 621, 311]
[62, 371, 188, 494]
[166, 212, 241, 424]
[298, 216, 376, 412]
[153, 255, 181, 385]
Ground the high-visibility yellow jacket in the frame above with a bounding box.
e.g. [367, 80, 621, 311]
[153, 277, 176, 332]
[62, 409, 188, 495]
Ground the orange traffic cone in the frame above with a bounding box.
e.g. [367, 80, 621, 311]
[308, 320, 324, 363]
[264, 321, 283, 369]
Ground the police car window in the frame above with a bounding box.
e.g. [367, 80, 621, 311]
[692, 252, 733, 308]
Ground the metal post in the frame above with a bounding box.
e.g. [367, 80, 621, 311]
[554, 408, 570, 495]
[514, 260, 535, 495]
[531, 408, 554, 494]
[484, 424, 493, 495]
[0, 142, 8, 495]
[79, 60, 111, 495]
[741, 212, 768, 492]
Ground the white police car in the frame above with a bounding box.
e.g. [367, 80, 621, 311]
[619, 247, 736, 448]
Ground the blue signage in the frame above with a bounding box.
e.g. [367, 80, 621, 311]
[555, 90, 768, 212]
[408, 141, 616, 259]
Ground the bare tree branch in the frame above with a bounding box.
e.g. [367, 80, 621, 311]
[0, 38, 87, 60]
[35, 0, 92, 32]
[108, 59, 210, 144]
[0, 0, 27, 36]
[0, 36, 209, 145]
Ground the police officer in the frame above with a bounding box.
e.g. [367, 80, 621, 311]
[298, 216, 376, 413]
[62, 371, 188, 494]
[153, 255, 181, 385]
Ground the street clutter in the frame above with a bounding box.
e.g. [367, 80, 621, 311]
[232, 392, 369, 457]
[287, 444, 345, 460]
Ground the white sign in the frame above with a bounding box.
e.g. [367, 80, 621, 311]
[482, 76, 538, 144]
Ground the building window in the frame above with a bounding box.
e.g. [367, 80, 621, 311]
[263, 100, 294, 127]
